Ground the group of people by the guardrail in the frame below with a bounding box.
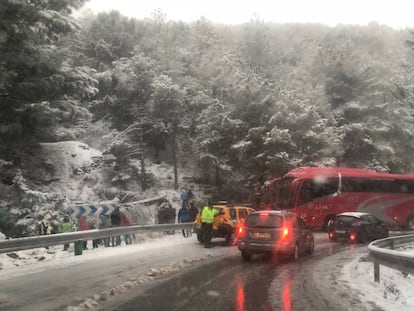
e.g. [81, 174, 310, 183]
[157, 189, 199, 237]
[48, 190, 201, 251]
[53, 206, 136, 251]
[108, 206, 135, 246]
[157, 199, 176, 232]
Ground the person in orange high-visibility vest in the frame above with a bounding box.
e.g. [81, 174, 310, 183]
[200, 201, 222, 248]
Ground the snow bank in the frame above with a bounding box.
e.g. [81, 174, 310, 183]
[0, 234, 178, 278]
[342, 255, 414, 310]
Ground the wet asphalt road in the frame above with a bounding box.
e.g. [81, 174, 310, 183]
[106, 234, 364, 311]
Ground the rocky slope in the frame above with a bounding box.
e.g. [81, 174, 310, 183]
[0, 141, 200, 237]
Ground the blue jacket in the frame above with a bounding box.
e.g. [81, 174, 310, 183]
[178, 207, 190, 222]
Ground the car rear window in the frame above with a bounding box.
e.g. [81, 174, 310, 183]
[229, 209, 237, 220]
[246, 214, 283, 228]
[336, 216, 359, 225]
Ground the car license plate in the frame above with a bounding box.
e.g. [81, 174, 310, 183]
[251, 232, 270, 239]
[336, 229, 346, 234]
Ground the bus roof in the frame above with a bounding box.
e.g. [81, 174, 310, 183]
[280, 167, 414, 181]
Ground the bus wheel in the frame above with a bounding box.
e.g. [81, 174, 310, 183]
[406, 217, 414, 231]
[323, 215, 336, 232]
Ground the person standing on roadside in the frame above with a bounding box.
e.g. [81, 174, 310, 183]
[59, 214, 74, 251]
[166, 204, 176, 235]
[78, 216, 90, 250]
[110, 207, 122, 246]
[38, 218, 51, 236]
[188, 202, 199, 222]
[178, 205, 191, 237]
[200, 201, 221, 248]
[122, 214, 133, 245]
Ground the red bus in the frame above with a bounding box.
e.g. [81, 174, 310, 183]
[260, 167, 414, 230]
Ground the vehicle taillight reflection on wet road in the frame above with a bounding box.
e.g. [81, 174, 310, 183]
[283, 281, 292, 311]
[236, 280, 245, 311]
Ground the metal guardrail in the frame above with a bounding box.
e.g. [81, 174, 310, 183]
[0, 222, 195, 254]
[368, 234, 414, 282]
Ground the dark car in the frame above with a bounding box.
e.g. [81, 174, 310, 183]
[237, 211, 314, 261]
[328, 212, 389, 243]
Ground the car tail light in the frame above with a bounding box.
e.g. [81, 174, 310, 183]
[349, 233, 357, 241]
[238, 224, 245, 237]
[328, 232, 334, 239]
[282, 227, 289, 239]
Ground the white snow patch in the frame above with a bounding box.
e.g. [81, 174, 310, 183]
[207, 290, 220, 297]
[341, 255, 414, 311]
[40, 141, 102, 176]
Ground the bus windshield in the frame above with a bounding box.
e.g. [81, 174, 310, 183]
[274, 177, 295, 209]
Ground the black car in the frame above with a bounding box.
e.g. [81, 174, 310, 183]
[328, 212, 389, 243]
[237, 211, 314, 261]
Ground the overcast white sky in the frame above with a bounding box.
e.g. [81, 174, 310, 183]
[79, 0, 414, 29]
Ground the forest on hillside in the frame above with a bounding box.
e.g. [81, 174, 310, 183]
[2, 1, 414, 235]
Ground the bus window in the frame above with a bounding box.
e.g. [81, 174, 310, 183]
[274, 177, 294, 209]
[298, 178, 338, 204]
[342, 178, 414, 193]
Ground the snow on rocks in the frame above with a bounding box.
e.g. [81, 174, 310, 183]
[147, 268, 161, 276]
[40, 141, 102, 177]
[80, 298, 99, 310]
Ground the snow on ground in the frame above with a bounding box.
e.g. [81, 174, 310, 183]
[0, 233, 226, 311]
[311, 237, 414, 311]
[0, 233, 190, 279]
[341, 251, 414, 311]
[395, 242, 414, 255]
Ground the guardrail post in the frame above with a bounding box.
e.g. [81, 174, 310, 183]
[374, 262, 380, 283]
